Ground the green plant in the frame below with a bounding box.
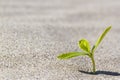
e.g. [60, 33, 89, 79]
[57, 26, 112, 73]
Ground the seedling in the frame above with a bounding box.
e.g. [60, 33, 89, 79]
[57, 26, 112, 73]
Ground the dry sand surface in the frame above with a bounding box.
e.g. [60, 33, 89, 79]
[0, 0, 120, 80]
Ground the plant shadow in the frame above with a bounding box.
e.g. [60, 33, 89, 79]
[79, 70, 120, 76]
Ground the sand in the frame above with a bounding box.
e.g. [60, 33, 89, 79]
[0, 0, 120, 80]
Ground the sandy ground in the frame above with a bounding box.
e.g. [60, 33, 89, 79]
[0, 0, 120, 80]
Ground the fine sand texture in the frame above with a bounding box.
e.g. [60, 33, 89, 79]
[0, 0, 120, 80]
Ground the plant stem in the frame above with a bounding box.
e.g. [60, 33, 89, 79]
[91, 54, 96, 73]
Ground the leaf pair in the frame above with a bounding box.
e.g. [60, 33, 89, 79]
[57, 39, 90, 59]
[57, 26, 111, 59]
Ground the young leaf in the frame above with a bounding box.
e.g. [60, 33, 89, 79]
[92, 26, 112, 52]
[57, 52, 88, 59]
[78, 39, 91, 53]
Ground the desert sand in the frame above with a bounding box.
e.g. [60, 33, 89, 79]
[0, 0, 120, 80]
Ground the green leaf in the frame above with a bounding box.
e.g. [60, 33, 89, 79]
[92, 26, 112, 52]
[78, 39, 91, 52]
[57, 52, 88, 59]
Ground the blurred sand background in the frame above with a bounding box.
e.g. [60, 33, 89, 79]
[0, 0, 120, 80]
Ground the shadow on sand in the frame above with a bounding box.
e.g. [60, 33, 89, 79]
[79, 70, 120, 76]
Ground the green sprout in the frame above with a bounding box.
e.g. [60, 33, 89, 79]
[57, 26, 112, 73]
